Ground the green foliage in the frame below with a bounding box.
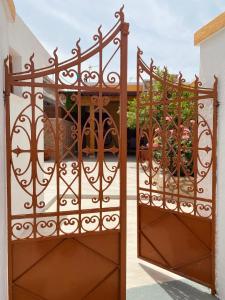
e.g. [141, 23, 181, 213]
[64, 93, 78, 114]
[130, 67, 195, 176]
[127, 68, 194, 129]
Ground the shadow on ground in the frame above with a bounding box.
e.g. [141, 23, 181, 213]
[127, 263, 218, 300]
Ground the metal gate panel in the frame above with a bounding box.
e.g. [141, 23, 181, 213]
[136, 48, 218, 292]
[5, 7, 129, 300]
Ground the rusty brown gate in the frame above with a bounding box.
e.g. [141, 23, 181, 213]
[5, 7, 128, 300]
[136, 49, 218, 293]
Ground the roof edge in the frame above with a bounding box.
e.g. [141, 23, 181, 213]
[194, 11, 225, 46]
[7, 0, 16, 21]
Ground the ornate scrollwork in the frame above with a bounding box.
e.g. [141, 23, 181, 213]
[59, 68, 79, 86]
[71, 38, 81, 57]
[8, 7, 127, 241]
[36, 219, 57, 237]
[48, 47, 58, 66]
[137, 52, 217, 218]
[115, 5, 124, 22]
[82, 103, 119, 195]
[81, 215, 100, 232]
[60, 217, 79, 234]
[102, 214, 120, 230]
[139, 192, 151, 205]
[11, 92, 56, 210]
[12, 221, 34, 240]
[24, 53, 34, 72]
[80, 70, 100, 87]
[196, 203, 212, 218]
[93, 25, 103, 43]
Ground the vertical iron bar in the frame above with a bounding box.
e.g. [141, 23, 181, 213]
[211, 77, 218, 295]
[5, 58, 13, 300]
[136, 49, 140, 259]
[162, 70, 167, 209]
[193, 78, 199, 216]
[77, 46, 82, 234]
[99, 29, 103, 232]
[120, 21, 129, 300]
[54, 53, 60, 236]
[30, 59, 37, 238]
[177, 75, 182, 212]
[148, 61, 153, 206]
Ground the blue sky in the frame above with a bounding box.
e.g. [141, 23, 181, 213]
[14, 0, 225, 81]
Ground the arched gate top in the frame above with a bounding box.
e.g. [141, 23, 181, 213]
[137, 47, 218, 95]
[5, 6, 128, 84]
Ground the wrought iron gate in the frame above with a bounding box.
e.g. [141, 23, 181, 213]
[5, 7, 128, 300]
[136, 49, 218, 292]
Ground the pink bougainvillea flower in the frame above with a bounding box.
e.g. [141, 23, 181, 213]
[155, 127, 160, 133]
[169, 129, 174, 136]
[179, 124, 184, 128]
[165, 116, 172, 121]
[182, 134, 190, 140]
[153, 143, 159, 148]
[183, 127, 190, 134]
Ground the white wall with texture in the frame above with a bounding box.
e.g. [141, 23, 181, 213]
[0, 3, 10, 300]
[199, 28, 225, 300]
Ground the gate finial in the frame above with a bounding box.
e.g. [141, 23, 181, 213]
[163, 66, 168, 77]
[72, 38, 81, 56]
[150, 58, 154, 69]
[25, 53, 35, 72]
[4, 56, 9, 69]
[194, 74, 202, 87]
[137, 47, 143, 57]
[49, 47, 58, 65]
[115, 5, 124, 22]
[178, 71, 185, 84]
[93, 25, 103, 42]
[53, 47, 58, 58]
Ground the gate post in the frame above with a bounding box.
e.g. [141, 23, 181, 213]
[120, 20, 129, 299]
[195, 15, 225, 299]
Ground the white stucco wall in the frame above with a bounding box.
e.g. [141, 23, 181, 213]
[199, 28, 225, 300]
[0, 3, 11, 300]
[0, 2, 50, 299]
[8, 13, 50, 75]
